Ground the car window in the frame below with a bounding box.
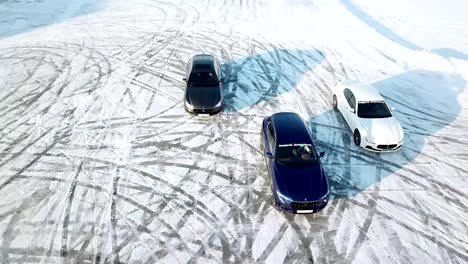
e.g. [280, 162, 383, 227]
[349, 94, 356, 110]
[187, 71, 219, 87]
[267, 122, 276, 153]
[357, 101, 392, 118]
[344, 88, 355, 109]
[343, 88, 351, 100]
[194, 64, 212, 70]
[186, 58, 193, 77]
[276, 143, 318, 165]
[214, 58, 221, 78]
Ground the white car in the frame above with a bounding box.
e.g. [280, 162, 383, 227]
[332, 82, 404, 152]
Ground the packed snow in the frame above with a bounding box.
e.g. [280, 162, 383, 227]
[0, 0, 467, 263]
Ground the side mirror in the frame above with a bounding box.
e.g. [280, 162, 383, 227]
[391, 107, 395, 111]
[182, 77, 187, 82]
[319, 152, 325, 158]
[349, 108, 355, 113]
[265, 152, 273, 159]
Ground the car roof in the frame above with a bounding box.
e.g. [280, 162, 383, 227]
[271, 112, 313, 145]
[192, 54, 216, 71]
[344, 82, 383, 101]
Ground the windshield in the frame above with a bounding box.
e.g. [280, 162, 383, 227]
[357, 101, 392, 118]
[276, 143, 318, 165]
[188, 72, 219, 87]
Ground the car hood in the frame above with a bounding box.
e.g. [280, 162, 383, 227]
[185, 85, 221, 108]
[359, 116, 403, 143]
[273, 162, 329, 201]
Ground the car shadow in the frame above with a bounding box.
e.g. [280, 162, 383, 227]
[308, 70, 465, 199]
[339, 0, 468, 62]
[220, 49, 326, 112]
[0, 0, 104, 39]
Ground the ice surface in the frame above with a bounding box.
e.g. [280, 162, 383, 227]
[0, 0, 467, 263]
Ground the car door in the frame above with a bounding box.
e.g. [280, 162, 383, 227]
[341, 88, 355, 128]
[336, 85, 347, 113]
[338, 86, 351, 114]
[183, 58, 193, 101]
[213, 57, 221, 81]
[185, 58, 193, 81]
[265, 121, 276, 175]
[346, 91, 358, 131]
[340, 88, 357, 131]
[213, 57, 223, 98]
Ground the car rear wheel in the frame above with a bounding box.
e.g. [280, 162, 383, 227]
[332, 95, 338, 110]
[354, 129, 361, 146]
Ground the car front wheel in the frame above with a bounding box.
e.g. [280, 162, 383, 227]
[354, 129, 361, 146]
[332, 95, 338, 110]
[260, 130, 264, 151]
[269, 182, 276, 206]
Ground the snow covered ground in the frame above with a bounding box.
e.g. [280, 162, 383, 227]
[0, 0, 467, 263]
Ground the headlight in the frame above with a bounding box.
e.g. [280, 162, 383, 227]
[365, 136, 375, 143]
[215, 99, 223, 108]
[276, 191, 292, 203]
[185, 100, 194, 110]
[320, 191, 329, 202]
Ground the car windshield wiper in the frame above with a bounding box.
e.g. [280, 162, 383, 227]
[188, 82, 214, 87]
[277, 159, 318, 166]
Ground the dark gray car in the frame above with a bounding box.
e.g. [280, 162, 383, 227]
[183, 54, 224, 115]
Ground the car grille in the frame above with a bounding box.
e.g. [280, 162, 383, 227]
[193, 108, 213, 114]
[377, 144, 398, 150]
[290, 201, 319, 210]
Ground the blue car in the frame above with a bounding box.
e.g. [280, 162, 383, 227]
[261, 112, 329, 214]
